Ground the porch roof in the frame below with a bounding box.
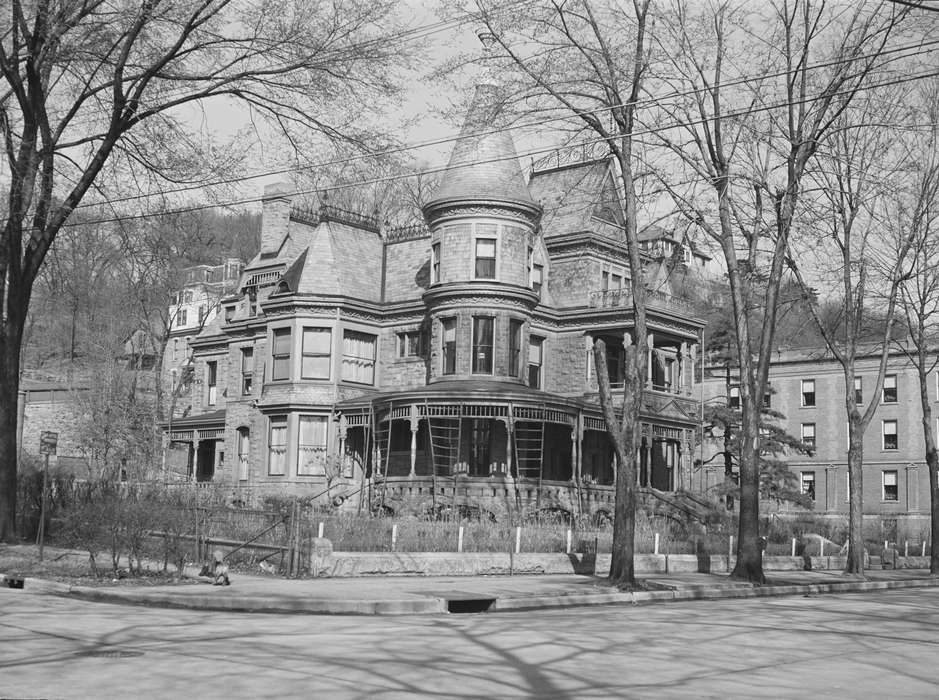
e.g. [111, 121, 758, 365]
[162, 409, 226, 431]
[335, 380, 588, 413]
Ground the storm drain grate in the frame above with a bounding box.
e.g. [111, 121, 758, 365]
[447, 597, 496, 614]
[75, 649, 145, 658]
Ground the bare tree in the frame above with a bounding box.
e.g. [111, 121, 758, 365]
[0, 0, 413, 540]
[787, 96, 917, 575]
[649, 0, 911, 581]
[473, 0, 652, 587]
[895, 79, 939, 573]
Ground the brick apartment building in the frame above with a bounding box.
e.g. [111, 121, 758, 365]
[701, 348, 937, 542]
[163, 76, 708, 520]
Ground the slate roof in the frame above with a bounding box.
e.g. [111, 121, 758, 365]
[274, 220, 383, 301]
[426, 84, 536, 208]
[528, 159, 624, 239]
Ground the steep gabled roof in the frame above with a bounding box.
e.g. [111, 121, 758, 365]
[273, 221, 382, 301]
[528, 159, 624, 238]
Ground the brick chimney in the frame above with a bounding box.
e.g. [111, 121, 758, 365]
[260, 181, 293, 257]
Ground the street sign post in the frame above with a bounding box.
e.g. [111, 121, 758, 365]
[37, 431, 58, 561]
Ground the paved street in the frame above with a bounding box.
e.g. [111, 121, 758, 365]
[2, 587, 938, 699]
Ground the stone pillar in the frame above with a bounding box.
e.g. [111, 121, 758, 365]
[906, 464, 919, 511]
[646, 333, 654, 387]
[408, 405, 420, 477]
[688, 343, 698, 396]
[677, 342, 686, 395]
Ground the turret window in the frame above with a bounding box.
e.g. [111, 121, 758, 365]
[528, 336, 544, 389]
[509, 319, 523, 377]
[474, 238, 496, 279]
[442, 318, 457, 375]
[431, 243, 440, 284]
[472, 316, 494, 374]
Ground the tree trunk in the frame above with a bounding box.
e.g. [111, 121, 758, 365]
[914, 358, 939, 574]
[593, 339, 640, 588]
[731, 400, 764, 582]
[845, 427, 865, 575]
[0, 324, 24, 542]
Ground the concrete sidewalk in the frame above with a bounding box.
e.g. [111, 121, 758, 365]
[4, 567, 938, 615]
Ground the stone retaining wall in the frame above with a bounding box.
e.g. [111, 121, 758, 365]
[309, 551, 931, 577]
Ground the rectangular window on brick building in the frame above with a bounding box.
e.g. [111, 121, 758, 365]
[854, 376, 863, 404]
[508, 319, 523, 377]
[882, 470, 899, 501]
[729, 386, 740, 409]
[532, 264, 543, 296]
[397, 330, 423, 358]
[801, 423, 815, 449]
[268, 417, 287, 476]
[528, 336, 544, 389]
[241, 347, 253, 395]
[883, 419, 898, 450]
[341, 331, 377, 384]
[442, 318, 456, 375]
[431, 243, 440, 284]
[206, 361, 217, 406]
[472, 316, 494, 374]
[297, 415, 328, 476]
[474, 238, 496, 279]
[801, 471, 816, 500]
[302, 327, 332, 379]
[801, 379, 815, 407]
[883, 374, 897, 403]
[176, 308, 187, 327]
[271, 327, 291, 381]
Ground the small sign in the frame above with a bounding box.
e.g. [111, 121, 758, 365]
[39, 431, 58, 455]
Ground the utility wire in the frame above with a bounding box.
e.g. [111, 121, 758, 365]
[63, 66, 939, 228]
[71, 38, 939, 211]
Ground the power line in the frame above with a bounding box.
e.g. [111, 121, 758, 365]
[64, 66, 939, 228]
[72, 38, 939, 211]
[27, 0, 538, 133]
[884, 0, 939, 12]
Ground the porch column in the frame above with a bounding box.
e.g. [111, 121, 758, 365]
[689, 343, 698, 395]
[506, 416, 514, 479]
[408, 404, 420, 477]
[678, 342, 687, 395]
[570, 423, 578, 483]
[339, 413, 349, 461]
[646, 333, 654, 387]
[642, 430, 652, 487]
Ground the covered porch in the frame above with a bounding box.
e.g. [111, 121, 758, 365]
[162, 409, 226, 483]
[336, 381, 694, 519]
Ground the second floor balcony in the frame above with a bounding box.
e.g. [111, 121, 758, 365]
[588, 287, 697, 316]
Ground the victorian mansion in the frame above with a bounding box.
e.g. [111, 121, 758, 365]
[163, 76, 708, 521]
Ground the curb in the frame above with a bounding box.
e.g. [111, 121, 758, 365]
[494, 578, 939, 612]
[7, 571, 939, 616]
[61, 586, 447, 615]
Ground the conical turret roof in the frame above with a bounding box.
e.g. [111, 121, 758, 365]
[425, 83, 536, 209]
